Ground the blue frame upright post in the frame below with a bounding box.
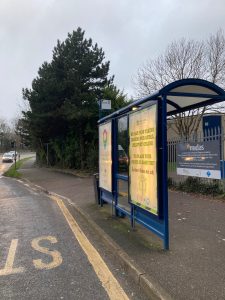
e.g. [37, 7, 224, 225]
[112, 118, 118, 215]
[162, 94, 169, 250]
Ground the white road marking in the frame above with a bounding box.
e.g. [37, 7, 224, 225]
[0, 239, 25, 276]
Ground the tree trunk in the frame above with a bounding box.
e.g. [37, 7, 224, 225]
[79, 129, 85, 169]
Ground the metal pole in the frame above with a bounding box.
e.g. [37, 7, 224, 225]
[221, 126, 225, 192]
[112, 118, 116, 216]
[162, 94, 169, 250]
[46, 143, 49, 166]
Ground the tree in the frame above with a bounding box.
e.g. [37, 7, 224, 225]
[0, 118, 12, 151]
[102, 84, 129, 111]
[98, 84, 130, 119]
[23, 28, 114, 168]
[206, 29, 225, 86]
[134, 38, 205, 96]
[133, 30, 225, 138]
[14, 118, 31, 148]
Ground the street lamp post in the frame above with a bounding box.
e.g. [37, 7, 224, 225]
[11, 140, 17, 170]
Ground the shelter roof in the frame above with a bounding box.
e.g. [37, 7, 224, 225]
[99, 78, 225, 124]
[162, 79, 225, 116]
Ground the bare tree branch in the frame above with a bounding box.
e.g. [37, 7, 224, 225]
[133, 30, 225, 138]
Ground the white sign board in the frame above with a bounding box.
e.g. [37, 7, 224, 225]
[101, 99, 111, 110]
[177, 168, 221, 179]
[129, 105, 158, 215]
[99, 121, 112, 192]
[177, 141, 221, 179]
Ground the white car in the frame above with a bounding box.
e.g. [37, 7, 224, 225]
[9, 151, 18, 157]
[2, 152, 14, 163]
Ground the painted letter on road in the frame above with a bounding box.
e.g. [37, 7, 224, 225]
[31, 236, 62, 270]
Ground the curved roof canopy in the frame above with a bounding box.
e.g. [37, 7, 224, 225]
[99, 78, 225, 124]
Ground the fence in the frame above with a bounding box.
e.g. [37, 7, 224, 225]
[167, 127, 225, 192]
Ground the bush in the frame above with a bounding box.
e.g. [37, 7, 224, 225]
[167, 177, 174, 188]
[168, 176, 223, 196]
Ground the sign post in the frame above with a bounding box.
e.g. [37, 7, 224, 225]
[99, 99, 111, 119]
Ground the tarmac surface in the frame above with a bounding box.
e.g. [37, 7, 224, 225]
[0, 156, 150, 300]
[0, 177, 110, 299]
[17, 158, 225, 299]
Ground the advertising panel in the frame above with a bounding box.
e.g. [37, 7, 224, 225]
[99, 121, 112, 191]
[177, 140, 221, 179]
[129, 105, 158, 215]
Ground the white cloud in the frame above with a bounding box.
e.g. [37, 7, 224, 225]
[0, 0, 225, 119]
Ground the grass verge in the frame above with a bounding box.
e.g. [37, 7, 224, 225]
[3, 157, 32, 178]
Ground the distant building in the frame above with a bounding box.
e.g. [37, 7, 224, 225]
[167, 113, 224, 140]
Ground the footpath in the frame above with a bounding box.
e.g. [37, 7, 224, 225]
[19, 158, 225, 300]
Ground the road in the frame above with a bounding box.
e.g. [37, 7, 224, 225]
[0, 152, 35, 175]
[0, 159, 148, 300]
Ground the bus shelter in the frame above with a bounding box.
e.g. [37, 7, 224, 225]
[98, 79, 225, 249]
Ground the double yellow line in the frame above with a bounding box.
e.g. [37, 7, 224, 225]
[51, 195, 129, 300]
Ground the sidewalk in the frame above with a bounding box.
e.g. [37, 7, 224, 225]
[19, 158, 225, 300]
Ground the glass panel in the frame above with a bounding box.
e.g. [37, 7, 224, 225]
[117, 179, 129, 211]
[118, 116, 128, 175]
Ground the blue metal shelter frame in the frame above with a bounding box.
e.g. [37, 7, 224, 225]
[98, 79, 225, 250]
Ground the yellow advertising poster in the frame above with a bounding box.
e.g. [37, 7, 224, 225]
[129, 105, 158, 215]
[99, 121, 112, 192]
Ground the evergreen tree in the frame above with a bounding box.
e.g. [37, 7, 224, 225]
[23, 27, 114, 169]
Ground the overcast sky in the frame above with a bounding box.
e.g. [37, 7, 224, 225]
[1, 0, 225, 121]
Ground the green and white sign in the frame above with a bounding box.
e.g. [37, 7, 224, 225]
[99, 121, 112, 192]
